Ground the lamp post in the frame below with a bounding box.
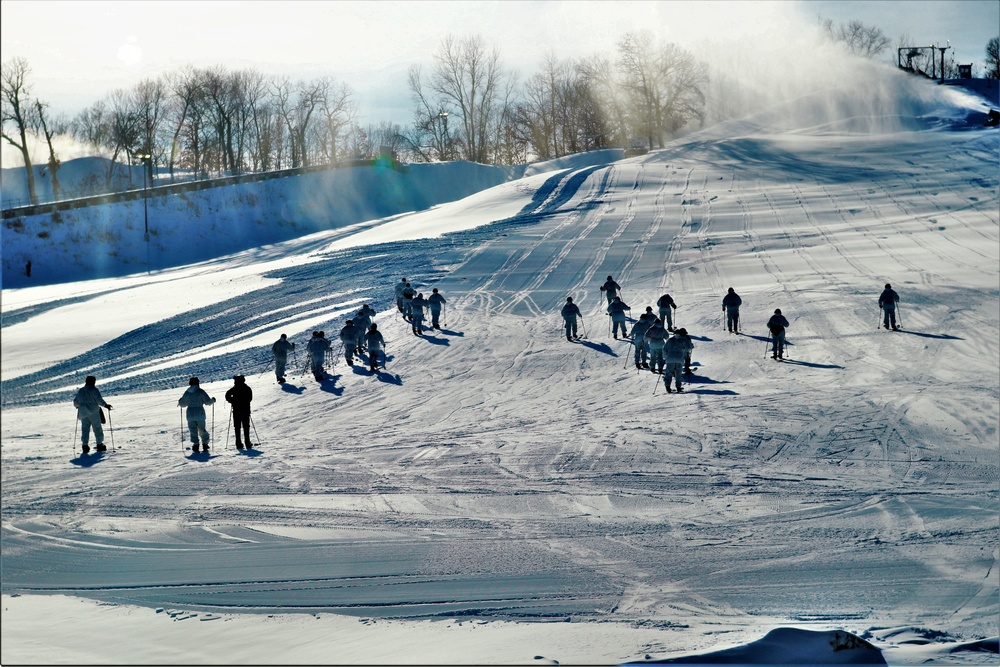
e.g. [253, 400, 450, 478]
[136, 154, 152, 271]
[437, 112, 449, 161]
[934, 42, 951, 84]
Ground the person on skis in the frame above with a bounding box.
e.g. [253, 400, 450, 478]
[630, 308, 655, 369]
[351, 310, 371, 355]
[644, 318, 668, 374]
[722, 287, 743, 334]
[599, 276, 622, 306]
[401, 282, 416, 320]
[306, 330, 332, 380]
[878, 283, 900, 330]
[365, 323, 386, 371]
[178, 377, 216, 452]
[607, 296, 631, 339]
[428, 288, 446, 329]
[271, 334, 295, 383]
[561, 297, 583, 340]
[663, 328, 694, 393]
[767, 308, 790, 359]
[656, 293, 678, 331]
[411, 292, 428, 335]
[394, 277, 408, 312]
[224, 375, 253, 450]
[73, 375, 112, 453]
[676, 327, 695, 374]
[339, 319, 360, 365]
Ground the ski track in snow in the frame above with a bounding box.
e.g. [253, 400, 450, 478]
[2, 107, 999, 662]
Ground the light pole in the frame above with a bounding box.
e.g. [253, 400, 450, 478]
[437, 112, 449, 160]
[136, 154, 152, 271]
[934, 42, 951, 84]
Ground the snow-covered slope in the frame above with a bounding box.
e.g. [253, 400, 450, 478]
[1, 76, 997, 665]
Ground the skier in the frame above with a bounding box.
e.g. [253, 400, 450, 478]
[411, 292, 428, 335]
[663, 328, 694, 393]
[178, 377, 216, 452]
[599, 276, 622, 306]
[73, 375, 112, 453]
[606, 296, 631, 339]
[361, 303, 377, 321]
[644, 318, 668, 374]
[767, 308, 790, 359]
[224, 375, 253, 450]
[271, 333, 295, 383]
[427, 288, 446, 329]
[561, 296, 583, 340]
[656, 293, 678, 331]
[401, 282, 416, 320]
[394, 277, 408, 312]
[722, 287, 742, 334]
[351, 310, 371, 354]
[365, 323, 386, 371]
[676, 327, 695, 374]
[629, 308, 655, 369]
[306, 330, 332, 380]
[878, 283, 900, 330]
[339, 319, 360, 365]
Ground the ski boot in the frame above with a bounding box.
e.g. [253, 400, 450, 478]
[81, 444, 91, 454]
[96, 444, 107, 452]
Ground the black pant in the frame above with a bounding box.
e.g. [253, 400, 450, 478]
[233, 410, 251, 445]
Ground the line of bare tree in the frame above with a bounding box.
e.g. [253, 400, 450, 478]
[5, 22, 998, 207]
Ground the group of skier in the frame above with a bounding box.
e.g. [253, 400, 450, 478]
[560, 276, 902, 392]
[71, 273, 902, 452]
[395, 277, 447, 334]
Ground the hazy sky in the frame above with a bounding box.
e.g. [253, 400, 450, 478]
[2, 1, 997, 126]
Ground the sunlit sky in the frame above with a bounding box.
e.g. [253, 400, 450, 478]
[2, 1, 997, 125]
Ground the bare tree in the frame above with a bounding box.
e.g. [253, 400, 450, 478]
[164, 66, 203, 179]
[616, 32, 705, 149]
[823, 18, 891, 59]
[579, 53, 629, 149]
[986, 36, 1000, 79]
[315, 76, 356, 163]
[106, 88, 141, 188]
[32, 100, 69, 201]
[1, 57, 38, 204]
[429, 34, 514, 164]
[406, 64, 448, 162]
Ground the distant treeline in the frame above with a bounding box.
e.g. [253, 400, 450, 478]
[4, 21, 997, 206]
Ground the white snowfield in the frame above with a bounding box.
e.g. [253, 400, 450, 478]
[1, 74, 998, 665]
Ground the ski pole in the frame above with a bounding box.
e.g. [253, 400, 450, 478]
[108, 408, 115, 452]
[249, 413, 261, 448]
[878, 306, 882, 330]
[722, 309, 726, 331]
[764, 333, 771, 359]
[226, 405, 233, 449]
[180, 408, 185, 455]
[896, 304, 903, 328]
[72, 417, 78, 457]
[212, 403, 215, 446]
[580, 316, 588, 339]
[652, 372, 660, 396]
[255, 353, 271, 379]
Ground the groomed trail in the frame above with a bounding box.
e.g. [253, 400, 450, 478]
[2, 96, 998, 659]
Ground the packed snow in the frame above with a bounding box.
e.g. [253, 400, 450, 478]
[2, 71, 998, 665]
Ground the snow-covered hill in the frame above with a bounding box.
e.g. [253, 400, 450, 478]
[1, 74, 998, 665]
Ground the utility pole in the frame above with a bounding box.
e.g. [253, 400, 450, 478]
[136, 154, 152, 272]
[934, 42, 951, 84]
